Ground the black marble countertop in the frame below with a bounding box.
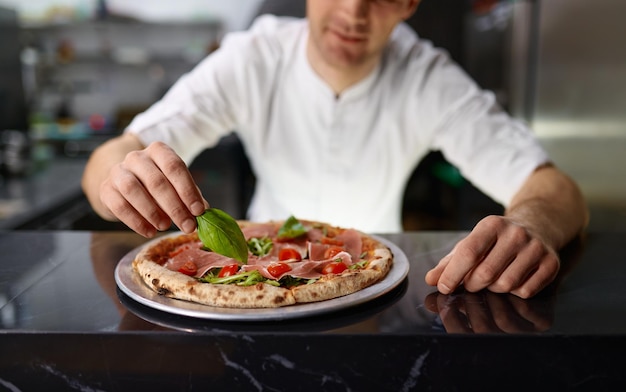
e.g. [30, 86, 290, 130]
[1, 230, 625, 390]
[0, 159, 87, 229]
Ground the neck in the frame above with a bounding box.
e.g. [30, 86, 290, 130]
[306, 37, 380, 97]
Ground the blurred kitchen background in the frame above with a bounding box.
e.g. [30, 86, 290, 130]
[0, 0, 624, 232]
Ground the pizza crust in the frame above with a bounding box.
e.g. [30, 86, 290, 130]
[291, 247, 392, 303]
[133, 257, 296, 308]
[132, 220, 393, 308]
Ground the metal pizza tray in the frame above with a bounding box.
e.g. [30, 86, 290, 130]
[115, 234, 410, 322]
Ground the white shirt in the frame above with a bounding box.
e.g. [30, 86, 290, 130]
[127, 15, 550, 233]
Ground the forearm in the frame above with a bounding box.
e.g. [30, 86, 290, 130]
[505, 165, 589, 251]
[81, 132, 145, 221]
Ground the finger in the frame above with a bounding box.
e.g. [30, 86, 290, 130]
[511, 253, 560, 299]
[108, 162, 172, 231]
[100, 185, 159, 238]
[488, 238, 554, 295]
[435, 227, 498, 294]
[462, 233, 523, 293]
[150, 143, 207, 216]
[464, 220, 539, 293]
[424, 250, 454, 287]
[126, 149, 195, 233]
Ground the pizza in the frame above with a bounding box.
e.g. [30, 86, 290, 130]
[132, 217, 393, 308]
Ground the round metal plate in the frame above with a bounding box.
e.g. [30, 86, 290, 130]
[115, 234, 409, 321]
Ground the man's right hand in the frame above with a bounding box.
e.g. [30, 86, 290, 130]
[82, 134, 208, 238]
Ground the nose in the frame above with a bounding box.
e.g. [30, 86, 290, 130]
[341, 0, 369, 20]
[340, 0, 369, 28]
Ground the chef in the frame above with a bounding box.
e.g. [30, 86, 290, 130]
[82, 0, 588, 298]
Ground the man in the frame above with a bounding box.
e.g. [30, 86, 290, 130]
[82, 0, 588, 298]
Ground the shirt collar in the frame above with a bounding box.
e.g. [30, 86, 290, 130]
[299, 26, 383, 103]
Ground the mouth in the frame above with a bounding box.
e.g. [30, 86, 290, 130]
[330, 29, 368, 44]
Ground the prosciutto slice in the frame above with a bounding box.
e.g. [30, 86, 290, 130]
[164, 247, 239, 278]
[308, 229, 363, 262]
[335, 229, 363, 261]
[241, 223, 277, 240]
[241, 251, 353, 280]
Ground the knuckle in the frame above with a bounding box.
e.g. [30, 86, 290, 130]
[528, 238, 548, 259]
[159, 155, 186, 176]
[115, 176, 135, 195]
[106, 197, 127, 216]
[149, 141, 169, 150]
[167, 204, 189, 220]
[179, 185, 200, 201]
[472, 264, 499, 284]
[479, 215, 504, 231]
[143, 171, 168, 191]
[124, 149, 144, 164]
[145, 207, 167, 225]
[455, 243, 481, 263]
[510, 226, 529, 243]
[490, 275, 517, 293]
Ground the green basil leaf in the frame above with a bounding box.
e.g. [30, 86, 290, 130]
[277, 215, 307, 240]
[196, 208, 248, 264]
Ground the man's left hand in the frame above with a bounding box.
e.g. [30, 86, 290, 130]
[425, 215, 560, 299]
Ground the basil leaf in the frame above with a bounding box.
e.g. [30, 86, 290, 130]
[277, 215, 307, 240]
[196, 208, 248, 264]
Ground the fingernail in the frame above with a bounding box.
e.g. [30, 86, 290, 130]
[157, 221, 171, 231]
[439, 283, 451, 295]
[182, 218, 196, 233]
[190, 201, 205, 216]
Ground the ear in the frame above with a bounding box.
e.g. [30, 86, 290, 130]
[401, 0, 421, 20]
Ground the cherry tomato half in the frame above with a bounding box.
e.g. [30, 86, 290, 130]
[178, 261, 198, 276]
[278, 248, 302, 261]
[324, 246, 345, 260]
[218, 264, 240, 277]
[322, 261, 348, 275]
[267, 262, 293, 278]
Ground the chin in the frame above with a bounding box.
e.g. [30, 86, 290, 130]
[324, 42, 368, 68]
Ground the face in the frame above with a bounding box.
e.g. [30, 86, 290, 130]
[307, 0, 419, 71]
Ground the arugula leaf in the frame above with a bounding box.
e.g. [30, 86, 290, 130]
[277, 215, 307, 240]
[200, 270, 275, 287]
[349, 260, 368, 270]
[198, 267, 315, 288]
[247, 237, 273, 256]
[196, 208, 248, 264]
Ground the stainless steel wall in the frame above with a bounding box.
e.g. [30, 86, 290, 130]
[531, 0, 626, 137]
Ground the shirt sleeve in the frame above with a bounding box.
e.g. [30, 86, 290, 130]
[409, 40, 550, 207]
[442, 95, 550, 206]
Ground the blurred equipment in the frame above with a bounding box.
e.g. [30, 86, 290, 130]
[0, 7, 29, 133]
[0, 7, 31, 178]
